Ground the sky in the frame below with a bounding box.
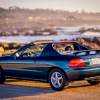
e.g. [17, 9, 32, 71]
[0, 0, 100, 12]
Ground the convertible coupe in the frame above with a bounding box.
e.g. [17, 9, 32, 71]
[0, 41, 100, 91]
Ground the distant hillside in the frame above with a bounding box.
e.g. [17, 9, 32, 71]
[0, 7, 100, 30]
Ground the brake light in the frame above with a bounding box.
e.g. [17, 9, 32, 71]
[68, 58, 86, 68]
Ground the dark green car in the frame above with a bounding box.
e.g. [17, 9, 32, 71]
[0, 41, 100, 91]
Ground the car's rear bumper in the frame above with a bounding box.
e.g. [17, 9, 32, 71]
[66, 66, 100, 81]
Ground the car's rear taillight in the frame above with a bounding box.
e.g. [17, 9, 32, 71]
[68, 58, 86, 68]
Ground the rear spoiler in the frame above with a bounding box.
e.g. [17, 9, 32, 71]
[74, 49, 100, 56]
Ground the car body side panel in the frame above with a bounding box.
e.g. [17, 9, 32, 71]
[0, 56, 44, 79]
[66, 66, 100, 81]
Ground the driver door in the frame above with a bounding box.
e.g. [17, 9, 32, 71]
[5, 44, 39, 79]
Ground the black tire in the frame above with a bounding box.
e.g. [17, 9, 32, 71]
[48, 68, 69, 91]
[87, 80, 100, 85]
[0, 68, 5, 84]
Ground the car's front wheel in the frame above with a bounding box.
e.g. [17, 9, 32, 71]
[48, 69, 69, 91]
[0, 68, 5, 84]
[87, 80, 100, 85]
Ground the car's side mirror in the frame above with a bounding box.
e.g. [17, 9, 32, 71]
[15, 53, 20, 57]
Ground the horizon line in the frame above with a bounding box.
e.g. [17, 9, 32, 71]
[1, 6, 100, 13]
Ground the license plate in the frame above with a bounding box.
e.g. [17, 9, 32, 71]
[90, 58, 100, 65]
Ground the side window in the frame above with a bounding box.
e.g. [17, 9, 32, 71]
[17, 44, 47, 57]
[64, 44, 74, 51]
[53, 42, 75, 54]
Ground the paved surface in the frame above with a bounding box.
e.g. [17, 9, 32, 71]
[0, 79, 100, 100]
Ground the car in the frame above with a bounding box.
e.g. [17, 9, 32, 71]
[0, 41, 100, 91]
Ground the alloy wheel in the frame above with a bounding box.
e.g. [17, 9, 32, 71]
[51, 72, 63, 88]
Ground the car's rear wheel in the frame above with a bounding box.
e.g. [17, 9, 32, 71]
[48, 68, 69, 91]
[87, 80, 100, 85]
[0, 68, 5, 84]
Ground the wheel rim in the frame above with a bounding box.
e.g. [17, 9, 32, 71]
[51, 72, 63, 88]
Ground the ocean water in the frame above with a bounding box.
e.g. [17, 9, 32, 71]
[0, 35, 75, 43]
[0, 34, 100, 43]
[0, 26, 100, 43]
